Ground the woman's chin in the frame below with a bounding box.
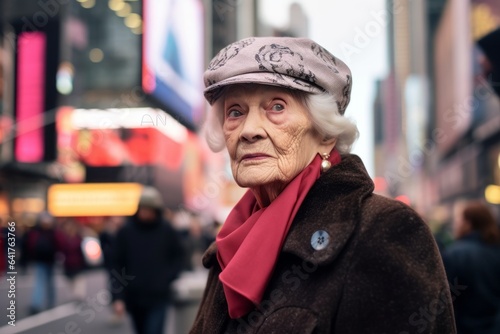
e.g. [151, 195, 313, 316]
[235, 172, 280, 188]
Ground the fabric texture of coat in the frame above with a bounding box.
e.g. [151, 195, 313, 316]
[190, 154, 456, 334]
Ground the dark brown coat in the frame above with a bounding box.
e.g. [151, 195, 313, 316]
[190, 155, 456, 334]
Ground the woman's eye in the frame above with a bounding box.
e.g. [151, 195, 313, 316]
[271, 103, 285, 111]
[227, 109, 243, 118]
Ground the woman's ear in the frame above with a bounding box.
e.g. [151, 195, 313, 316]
[319, 137, 337, 152]
[322, 137, 337, 145]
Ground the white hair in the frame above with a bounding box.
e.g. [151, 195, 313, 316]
[202, 88, 359, 154]
[304, 92, 359, 154]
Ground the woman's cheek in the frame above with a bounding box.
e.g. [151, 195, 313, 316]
[271, 127, 302, 152]
[224, 134, 239, 157]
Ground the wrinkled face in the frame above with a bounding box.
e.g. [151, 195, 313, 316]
[222, 85, 323, 190]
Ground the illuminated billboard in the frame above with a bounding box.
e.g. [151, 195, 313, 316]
[58, 107, 212, 210]
[48, 183, 143, 217]
[15, 32, 46, 162]
[142, 0, 205, 130]
[11, 19, 59, 163]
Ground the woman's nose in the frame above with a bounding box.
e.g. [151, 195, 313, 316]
[239, 108, 267, 143]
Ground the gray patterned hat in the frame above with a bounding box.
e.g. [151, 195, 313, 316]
[204, 37, 352, 114]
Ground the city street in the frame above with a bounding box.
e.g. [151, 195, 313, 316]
[2, 0, 499, 332]
[0, 268, 136, 334]
[0, 266, 207, 334]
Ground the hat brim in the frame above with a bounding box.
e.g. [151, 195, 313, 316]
[204, 72, 324, 105]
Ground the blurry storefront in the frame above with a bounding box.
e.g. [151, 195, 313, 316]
[0, 1, 61, 225]
[0, 0, 254, 228]
[433, 0, 500, 209]
[471, 1, 500, 211]
[373, 0, 500, 219]
[56, 106, 223, 213]
[373, 0, 433, 214]
[433, 0, 478, 204]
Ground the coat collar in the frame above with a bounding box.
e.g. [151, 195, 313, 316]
[281, 154, 374, 266]
[202, 154, 374, 268]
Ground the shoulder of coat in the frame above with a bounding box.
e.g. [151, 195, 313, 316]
[202, 241, 218, 268]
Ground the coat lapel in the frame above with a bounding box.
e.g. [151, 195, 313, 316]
[202, 241, 218, 268]
[281, 154, 374, 266]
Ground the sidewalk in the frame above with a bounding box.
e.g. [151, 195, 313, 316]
[0, 267, 207, 334]
[0, 268, 135, 334]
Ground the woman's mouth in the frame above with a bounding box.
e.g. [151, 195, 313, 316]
[240, 153, 270, 161]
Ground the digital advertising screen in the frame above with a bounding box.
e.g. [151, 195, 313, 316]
[142, 0, 205, 131]
[11, 19, 59, 163]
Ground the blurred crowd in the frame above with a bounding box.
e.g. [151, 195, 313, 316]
[429, 199, 500, 334]
[0, 186, 217, 333]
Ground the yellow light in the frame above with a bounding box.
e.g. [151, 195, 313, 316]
[89, 48, 104, 63]
[125, 13, 142, 29]
[0, 194, 8, 215]
[108, 0, 124, 11]
[131, 26, 143, 35]
[12, 198, 45, 213]
[497, 153, 500, 169]
[48, 183, 143, 217]
[12, 199, 24, 213]
[81, 0, 95, 9]
[471, 4, 498, 40]
[116, 3, 131, 17]
[485, 184, 500, 204]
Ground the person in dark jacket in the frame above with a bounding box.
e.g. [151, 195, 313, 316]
[442, 201, 500, 334]
[58, 219, 87, 301]
[112, 186, 184, 334]
[477, 28, 500, 99]
[99, 216, 124, 324]
[25, 211, 59, 314]
[190, 36, 456, 333]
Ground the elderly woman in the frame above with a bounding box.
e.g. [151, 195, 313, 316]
[191, 37, 456, 334]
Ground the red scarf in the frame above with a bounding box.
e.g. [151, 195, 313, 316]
[216, 149, 341, 318]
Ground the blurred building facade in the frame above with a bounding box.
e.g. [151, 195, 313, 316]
[0, 0, 262, 226]
[374, 0, 500, 218]
[374, 0, 433, 207]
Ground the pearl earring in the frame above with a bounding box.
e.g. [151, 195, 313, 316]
[320, 153, 331, 173]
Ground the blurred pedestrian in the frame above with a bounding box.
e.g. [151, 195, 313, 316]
[190, 36, 455, 333]
[99, 216, 124, 325]
[17, 222, 30, 275]
[112, 186, 184, 334]
[428, 205, 454, 254]
[181, 215, 214, 271]
[0, 220, 6, 275]
[58, 219, 87, 301]
[25, 211, 59, 314]
[477, 28, 500, 98]
[442, 200, 500, 334]
[99, 216, 123, 278]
